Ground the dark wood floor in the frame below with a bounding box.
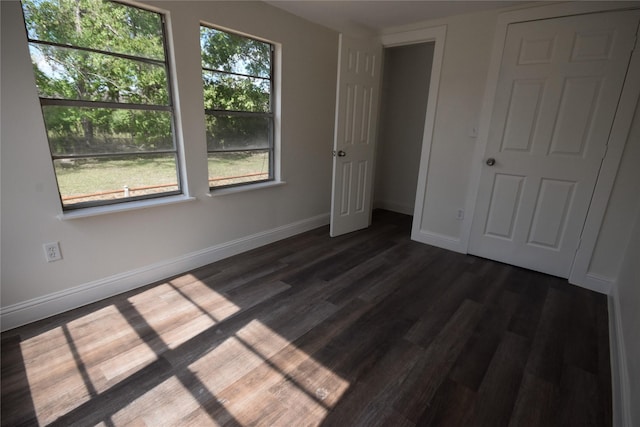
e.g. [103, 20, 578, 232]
[1, 210, 612, 426]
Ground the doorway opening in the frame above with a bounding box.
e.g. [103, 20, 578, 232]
[373, 42, 435, 219]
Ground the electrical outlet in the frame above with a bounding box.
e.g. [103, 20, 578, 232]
[43, 242, 62, 262]
[456, 209, 465, 220]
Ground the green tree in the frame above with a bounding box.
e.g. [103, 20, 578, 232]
[22, 0, 172, 155]
[200, 26, 272, 152]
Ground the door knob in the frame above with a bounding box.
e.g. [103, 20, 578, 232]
[486, 157, 496, 166]
[335, 150, 346, 157]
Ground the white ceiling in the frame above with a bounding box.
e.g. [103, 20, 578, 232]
[264, 1, 527, 34]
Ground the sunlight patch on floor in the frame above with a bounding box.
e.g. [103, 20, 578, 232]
[17, 277, 348, 426]
[66, 305, 158, 391]
[111, 376, 216, 426]
[187, 320, 349, 426]
[128, 282, 238, 349]
[21, 326, 91, 425]
[236, 320, 350, 409]
[169, 279, 242, 321]
[189, 336, 267, 394]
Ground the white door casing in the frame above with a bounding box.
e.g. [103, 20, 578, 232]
[330, 34, 382, 237]
[468, 11, 639, 278]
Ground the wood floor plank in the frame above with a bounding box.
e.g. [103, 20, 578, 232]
[416, 379, 476, 427]
[448, 305, 511, 391]
[563, 287, 599, 375]
[322, 339, 423, 426]
[357, 243, 445, 305]
[353, 405, 416, 427]
[507, 272, 548, 340]
[282, 225, 399, 286]
[0, 336, 39, 427]
[301, 288, 418, 386]
[0, 210, 613, 427]
[508, 373, 559, 427]
[596, 295, 613, 427]
[525, 286, 572, 385]
[189, 260, 290, 295]
[469, 331, 530, 427]
[393, 299, 483, 422]
[557, 365, 607, 427]
[404, 271, 485, 348]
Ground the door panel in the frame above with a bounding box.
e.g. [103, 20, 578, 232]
[330, 35, 382, 237]
[469, 10, 638, 278]
[500, 79, 544, 153]
[527, 178, 575, 249]
[549, 76, 601, 156]
[484, 174, 525, 239]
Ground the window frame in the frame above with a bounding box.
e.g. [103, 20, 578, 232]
[199, 24, 276, 190]
[21, 0, 183, 211]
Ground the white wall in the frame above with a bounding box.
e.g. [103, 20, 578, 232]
[590, 98, 640, 280]
[612, 189, 640, 427]
[386, 10, 499, 239]
[374, 42, 434, 215]
[382, 3, 640, 283]
[0, 1, 338, 325]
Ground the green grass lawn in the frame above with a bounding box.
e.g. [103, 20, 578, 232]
[55, 156, 179, 196]
[208, 151, 270, 187]
[55, 152, 269, 205]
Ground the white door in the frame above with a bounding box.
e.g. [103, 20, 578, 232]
[330, 34, 382, 237]
[469, 11, 639, 278]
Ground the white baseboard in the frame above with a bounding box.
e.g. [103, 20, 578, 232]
[373, 200, 415, 216]
[410, 229, 466, 254]
[0, 213, 329, 332]
[609, 291, 632, 427]
[570, 272, 614, 295]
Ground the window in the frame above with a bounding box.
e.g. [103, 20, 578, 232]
[21, 0, 181, 210]
[200, 25, 275, 189]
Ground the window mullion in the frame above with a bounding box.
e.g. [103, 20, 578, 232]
[28, 39, 166, 66]
[204, 109, 273, 117]
[40, 98, 172, 111]
[52, 150, 177, 160]
[201, 66, 270, 81]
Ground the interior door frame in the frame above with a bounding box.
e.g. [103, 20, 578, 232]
[379, 25, 448, 247]
[461, 2, 640, 294]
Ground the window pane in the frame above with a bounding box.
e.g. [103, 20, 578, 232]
[55, 154, 180, 207]
[206, 115, 270, 151]
[200, 25, 274, 191]
[24, 0, 180, 210]
[200, 26, 270, 78]
[208, 151, 270, 187]
[22, 0, 165, 61]
[43, 106, 174, 156]
[203, 71, 270, 112]
[30, 44, 169, 105]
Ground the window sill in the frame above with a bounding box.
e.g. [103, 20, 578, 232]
[57, 195, 197, 220]
[207, 180, 286, 197]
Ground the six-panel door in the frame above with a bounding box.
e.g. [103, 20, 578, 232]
[469, 11, 639, 278]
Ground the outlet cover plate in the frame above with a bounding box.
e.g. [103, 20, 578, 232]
[43, 242, 62, 262]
